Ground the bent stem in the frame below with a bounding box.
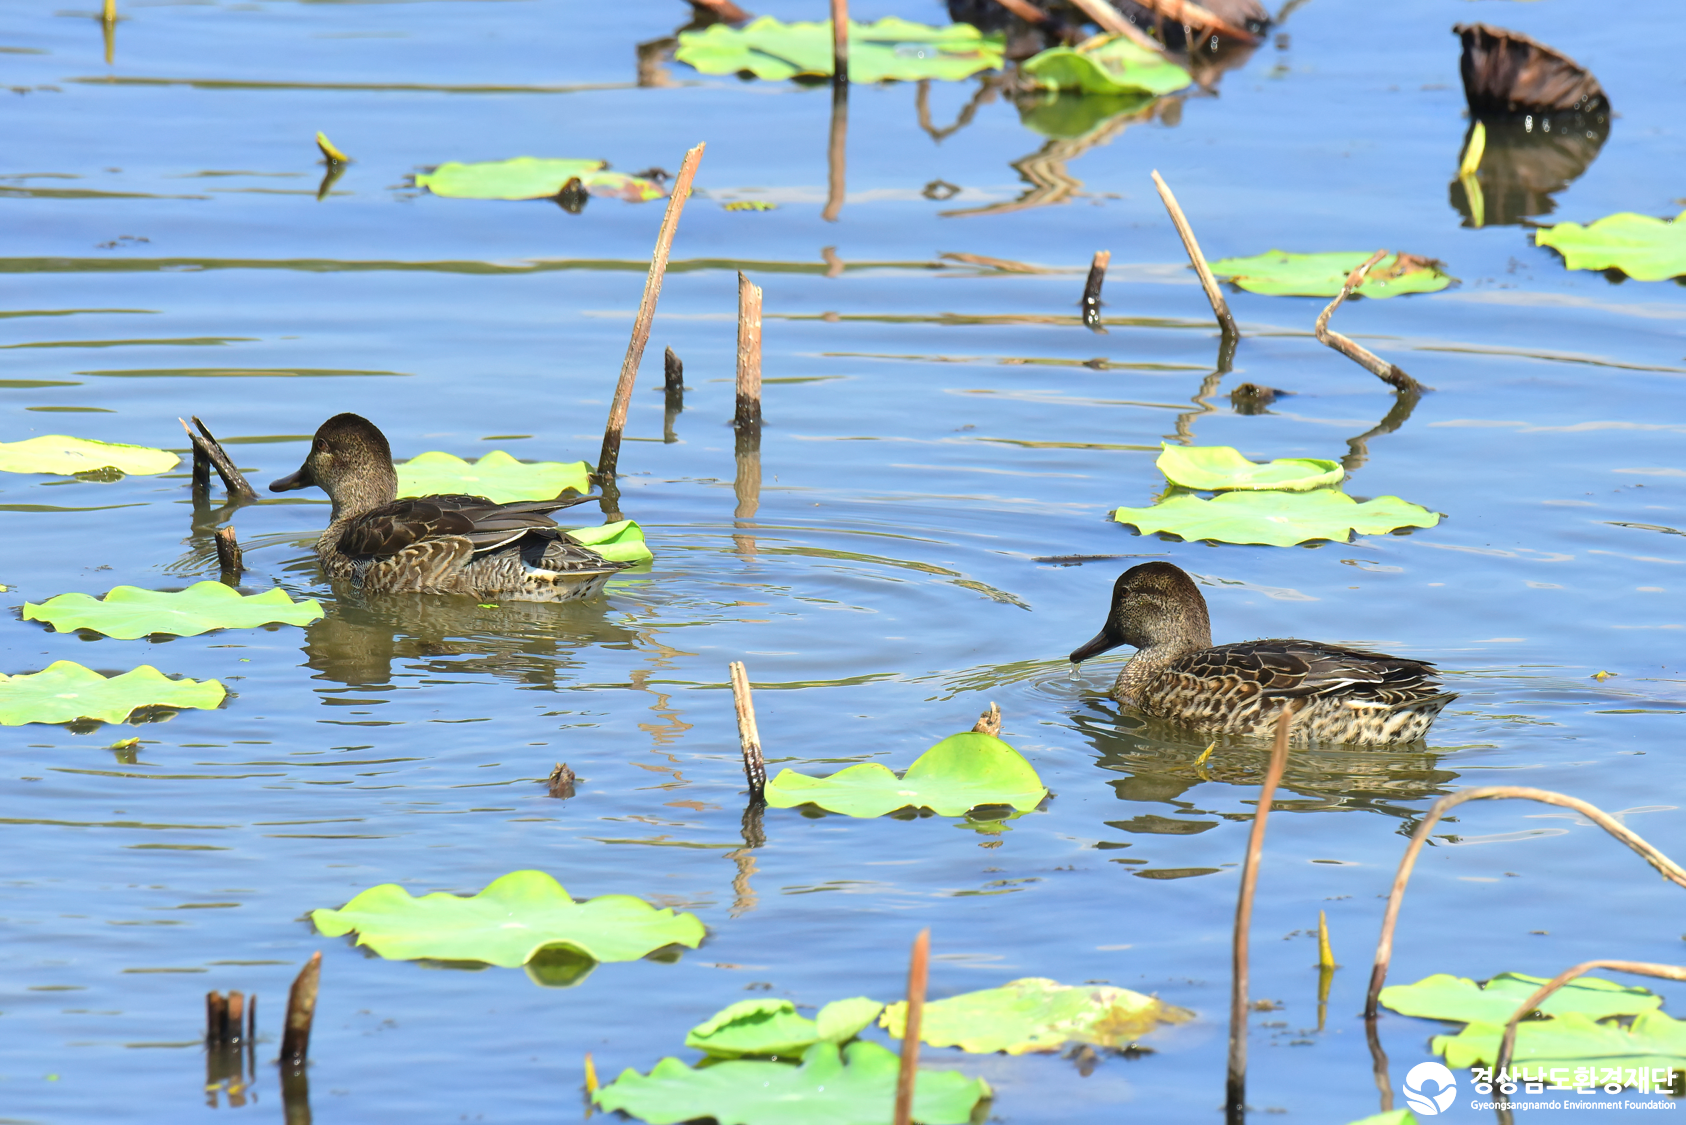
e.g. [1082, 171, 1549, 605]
[1227, 706, 1295, 1124]
[1495, 960, 1686, 1077]
[1151, 170, 1238, 341]
[1363, 787, 1686, 1020]
[1312, 250, 1424, 394]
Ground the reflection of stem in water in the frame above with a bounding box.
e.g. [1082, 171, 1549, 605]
[102, 9, 116, 65]
[636, 37, 677, 88]
[1341, 385, 1420, 473]
[941, 104, 1150, 219]
[820, 245, 845, 278]
[726, 802, 765, 917]
[823, 82, 847, 223]
[281, 1064, 312, 1125]
[662, 346, 683, 443]
[314, 161, 346, 202]
[1170, 367, 1226, 445]
[914, 77, 1000, 143]
[1364, 1010, 1394, 1113]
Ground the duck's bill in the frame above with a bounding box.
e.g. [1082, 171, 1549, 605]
[269, 465, 314, 492]
[1069, 626, 1126, 663]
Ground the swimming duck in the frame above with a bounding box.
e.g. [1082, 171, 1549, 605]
[1069, 561, 1453, 745]
[270, 413, 633, 600]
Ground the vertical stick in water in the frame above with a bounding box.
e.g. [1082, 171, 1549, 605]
[1081, 250, 1111, 331]
[215, 526, 243, 584]
[1150, 170, 1238, 340]
[892, 928, 931, 1125]
[280, 952, 321, 1066]
[596, 143, 706, 494]
[1226, 707, 1294, 1124]
[206, 990, 228, 1043]
[728, 661, 766, 802]
[662, 346, 683, 443]
[824, 0, 849, 223]
[735, 273, 763, 432]
[830, 0, 849, 84]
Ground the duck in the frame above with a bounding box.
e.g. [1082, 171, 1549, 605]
[270, 413, 633, 600]
[1068, 561, 1454, 745]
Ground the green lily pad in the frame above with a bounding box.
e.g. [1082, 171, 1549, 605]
[675, 17, 1003, 83]
[310, 870, 704, 968]
[0, 435, 178, 476]
[1156, 444, 1343, 492]
[0, 660, 225, 726]
[1207, 251, 1452, 297]
[686, 997, 885, 1059]
[880, 977, 1193, 1055]
[1381, 972, 1661, 1026]
[1535, 211, 1686, 281]
[1113, 488, 1440, 547]
[1021, 35, 1191, 96]
[1435, 1009, 1686, 1075]
[414, 158, 667, 202]
[764, 731, 1047, 819]
[23, 581, 323, 640]
[593, 1040, 990, 1125]
[395, 450, 590, 502]
[564, 519, 652, 564]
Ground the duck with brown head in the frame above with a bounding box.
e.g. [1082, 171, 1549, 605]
[1070, 561, 1453, 746]
[272, 413, 633, 600]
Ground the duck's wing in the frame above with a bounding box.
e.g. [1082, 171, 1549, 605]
[1174, 639, 1446, 705]
[337, 494, 594, 559]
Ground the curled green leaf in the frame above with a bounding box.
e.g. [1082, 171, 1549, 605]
[685, 996, 884, 1058]
[1021, 35, 1191, 96]
[24, 582, 323, 639]
[0, 661, 225, 725]
[1156, 444, 1343, 492]
[764, 731, 1047, 819]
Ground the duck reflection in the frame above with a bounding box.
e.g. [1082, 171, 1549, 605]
[300, 591, 642, 690]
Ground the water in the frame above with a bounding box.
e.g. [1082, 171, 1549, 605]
[2, 1, 1684, 1121]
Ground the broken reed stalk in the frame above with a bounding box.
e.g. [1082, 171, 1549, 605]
[892, 928, 932, 1125]
[728, 661, 767, 802]
[596, 142, 706, 487]
[1150, 170, 1238, 340]
[735, 273, 763, 432]
[1495, 960, 1686, 1077]
[1137, 0, 1259, 44]
[1081, 250, 1110, 331]
[1363, 787, 1686, 1021]
[1227, 707, 1295, 1124]
[829, 0, 848, 84]
[1065, 0, 1172, 55]
[214, 526, 243, 583]
[1314, 250, 1424, 394]
[206, 990, 251, 1045]
[280, 952, 322, 1067]
[180, 417, 259, 501]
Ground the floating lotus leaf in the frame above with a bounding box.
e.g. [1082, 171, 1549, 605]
[395, 450, 590, 502]
[1435, 1010, 1686, 1075]
[23, 582, 323, 640]
[0, 435, 178, 476]
[1207, 251, 1452, 297]
[1534, 211, 1686, 281]
[764, 731, 1047, 819]
[1021, 35, 1191, 96]
[880, 977, 1193, 1055]
[564, 519, 653, 564]
[593, 1040, 989, 1125]
[414, 159, 667, 202]
[676, 17, 1003, 83]
[311, 870, 703, 968]
[685, 997, 884, 1059]
[1156, 444, 1343, 492]
[1381, 972, 1660, 1026]
[0, 660, 225, 726]
[1113, 488, 1439, 547]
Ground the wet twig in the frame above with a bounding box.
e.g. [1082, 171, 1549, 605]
[1313, 250, 1424, 394]
[1066, 0, 1174, 56]
[1495, 960, 1686, 1078]
[1363, 787, 1686, 1021]
[728, 661, 767, 803]
[1081, 250, 1110, 332]
[1134, 0, 1259, 44]
[1228, 706, 1295, 1125]
[1150, 170, 1238, 340]
[892, 928, 932, 1125]
[214, 526, 243, 584]
[180, 417, 259, 502]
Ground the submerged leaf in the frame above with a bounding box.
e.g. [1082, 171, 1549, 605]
[0, 660, 225, 725]
[686, 997, 884, 1058]
[564, 519, 653, 563]
[1435, 1009, 1686, 1075]
[415, 158, 667, 202]
[1208, 251, 1452, 297]
[1156, 444, 1342, 492]
[0, 435, 178, 476]
[764, 731, 1047, 819]
[395, 450, 590, 502]
[1113, 488, 1439, 547]
[311, 870, 703, 968]
[1534, 211, 1686, 281]
[676, 17, 1003, 83]
[593, 1040, 989, 1125]
[1381, 972, 1661, 1026]
[24, 582, 323, 640]
[1021, 35, 1191, 96]
[880, 977, 1192, 1055]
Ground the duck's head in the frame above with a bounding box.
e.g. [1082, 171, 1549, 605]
[1069, 561, 1212, 663]
[270, 413, 398, 518]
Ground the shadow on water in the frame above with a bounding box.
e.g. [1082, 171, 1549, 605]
[1450, 112, 1610, 228]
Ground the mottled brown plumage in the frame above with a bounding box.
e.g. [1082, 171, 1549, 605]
[1069, 562, 1453, 746]
[271, 413, 632, 600]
